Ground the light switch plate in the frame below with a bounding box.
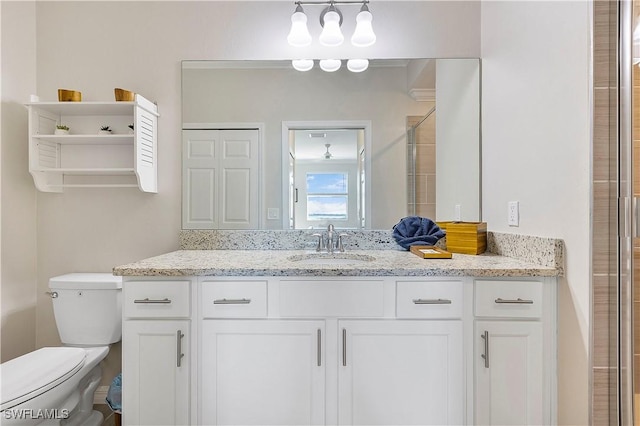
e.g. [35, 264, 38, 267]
[508, 201, 519, 226]
[267, 208, 280, 220]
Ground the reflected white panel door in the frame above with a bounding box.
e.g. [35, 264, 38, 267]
[182, 130, 218, 229]
[338, 320, 464, 425]
[201, 320, 325, 425]
[122, 320, 190, 426]
[475, 321, 544, 425]
[219, 129, 259, 229]
[182, 129, 259, 229]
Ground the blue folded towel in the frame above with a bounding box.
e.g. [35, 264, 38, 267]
[392, 216, 445, 250]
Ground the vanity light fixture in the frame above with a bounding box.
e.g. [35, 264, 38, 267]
[351, 3, 376, 47]
[292, 59, 314, 71]
[319, 4, 344, 47]
[347, 58, 369, 72]
[319, 59, 342, 72]
[287, 1, 376, 48]
[287, 4, 313, 47]
[324, 143, 333, 159]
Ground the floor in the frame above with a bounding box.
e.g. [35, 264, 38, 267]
[94, 404, 118, 426]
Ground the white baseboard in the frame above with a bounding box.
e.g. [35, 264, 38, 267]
[94, 385, 109, 405]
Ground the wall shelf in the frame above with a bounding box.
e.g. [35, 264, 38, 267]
[27, 95, 159, 193]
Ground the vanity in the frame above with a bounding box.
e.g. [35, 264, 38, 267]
[114, 231, 562, 426]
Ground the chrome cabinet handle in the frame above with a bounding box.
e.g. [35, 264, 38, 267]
[177, 330, 185, 368]
[213, 298, 251, 305]
[317, 329, 322, 367]
[134, 297, 171, 304]
[481, 330, 489, 368]
[412, 298, 452, 305]
[494, 297, 534, 304]
[342, 328, 347, 367]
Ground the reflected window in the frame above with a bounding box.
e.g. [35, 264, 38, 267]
[306, 173, 348, 221]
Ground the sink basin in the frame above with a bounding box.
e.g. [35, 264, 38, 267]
[287, 253, 377, 265]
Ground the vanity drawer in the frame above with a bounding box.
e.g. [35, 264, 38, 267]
[396, 280, 463, 319]
[124, 280, 191, 318]
[201, 280, 267, 318]
[279, 279, 384, 317]
[474, 279, 543, 319]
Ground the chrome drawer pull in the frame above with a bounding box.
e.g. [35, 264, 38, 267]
[134, 298, 171, 304]
[494, 297, 534, 305]
[342, 328, 347, 367]
[317, 329, 322, 367]
[481, 330, 489, 368]
[213, 298, 251, 305]
[176, 330, 185, 368]
[413, 298, 452, 305]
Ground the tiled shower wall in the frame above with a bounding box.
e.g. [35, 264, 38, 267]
[407, 106, 436, 219]
[592, 0, 618, 423]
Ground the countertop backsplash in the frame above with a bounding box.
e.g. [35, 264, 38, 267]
[180, 229, 564, 275]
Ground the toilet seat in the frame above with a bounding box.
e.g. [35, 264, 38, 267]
[0, 347, 86, 411]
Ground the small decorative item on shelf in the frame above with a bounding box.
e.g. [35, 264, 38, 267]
[128, 124, 134, 134]
[99, 126, 112, 135]
[114, 88, 135, 102]
[58, 89, 82, 102]
[54, 124, 70, 135]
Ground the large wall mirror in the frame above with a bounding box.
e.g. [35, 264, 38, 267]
[182, 58, 480, 230]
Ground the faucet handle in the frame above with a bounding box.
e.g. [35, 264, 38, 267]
[312, 233, 325, 252]
[337, 233, 348, 252]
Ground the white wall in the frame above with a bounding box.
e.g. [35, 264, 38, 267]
[1, 1, 38, 362]
[481, 1, 591, 424]
[2, 0, 480, 385]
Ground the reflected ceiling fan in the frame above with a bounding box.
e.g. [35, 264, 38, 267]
[324, 143, 332, 159]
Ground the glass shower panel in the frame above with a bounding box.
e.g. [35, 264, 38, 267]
[407, 107, 436, 218]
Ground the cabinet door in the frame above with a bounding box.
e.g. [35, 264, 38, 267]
[201, 320, 325, 425]
[338, 320, 464, 425]
[475, 321, 544, 425]
[122, 320, 190, 426]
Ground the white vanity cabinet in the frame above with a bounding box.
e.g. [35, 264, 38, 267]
[201, 319, 326, 425]
[122, 280, 193, 426]
[473, 278, 555, 425]
[120, 274, 557, 426]
[26, 95, 158, 192]
[338, 319, 463, 425]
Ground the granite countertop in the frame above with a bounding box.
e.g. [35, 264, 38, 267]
[112, 249, 562, 278]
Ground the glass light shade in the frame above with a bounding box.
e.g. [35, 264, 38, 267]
[287, 10, 312, 47]
[351, 10, 376, 47]
[319, 59, 341, 72]
[292, 59, 314, 72]
[319, 11, 344, 47]
[347, 59, 369, 73]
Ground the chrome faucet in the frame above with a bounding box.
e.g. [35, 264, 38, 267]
[311, 224, 347, 253]
[326, 224, 335, 253]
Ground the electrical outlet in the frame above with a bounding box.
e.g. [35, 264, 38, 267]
[508, 201, 519, 226]
[267, 208, 280, 220]
[454, 204, 461, 221]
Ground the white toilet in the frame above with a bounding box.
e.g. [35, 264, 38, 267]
[0, 273, 122, 426]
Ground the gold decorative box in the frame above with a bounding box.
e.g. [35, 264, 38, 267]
[437, 221, 487, 255]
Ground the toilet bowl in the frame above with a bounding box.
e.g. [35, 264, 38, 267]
[0, 273, 122, 426]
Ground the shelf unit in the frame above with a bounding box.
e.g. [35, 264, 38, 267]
[26, 95, 159, 192]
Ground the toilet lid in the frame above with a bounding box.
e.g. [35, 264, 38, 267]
[0, 347, 86, 411]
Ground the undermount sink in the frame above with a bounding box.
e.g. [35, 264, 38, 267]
[287, 253, 377, 265]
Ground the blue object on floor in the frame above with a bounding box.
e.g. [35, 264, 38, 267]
[392, 216, 445, 250]
[106, 373, 122, 413]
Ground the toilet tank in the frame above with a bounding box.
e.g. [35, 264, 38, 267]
[49, 273, 122, 345]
